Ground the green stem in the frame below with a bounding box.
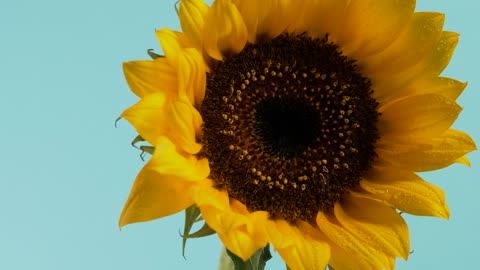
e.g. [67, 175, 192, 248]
[218, 247, 235, 270]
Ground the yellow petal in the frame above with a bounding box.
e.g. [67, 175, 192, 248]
[366, 12, 444, 100]
[179, 0, 209, 49]
[123, 59, 178, 98]
[426, 31, 459, 76]
[372, 31, 458, 100]
[378, 129, 476, 172]
[203, 0, 248, 60]
[121, 93, 203, 154]
[365, 12, 444, 75]
[380, 77, 467, 104]
[378, 94, 462, 143]
[455, 155, 471, 167]
[155, 29, 191, 68]
[297, 0, 350, 40]
[192, 179, 230, 210]
[193, 184, 267, 261]
[359, 166, 449, 218]
[233, 0, 300, 43]
[317, 210, 393, 270]
[334, 194, 410, 259]
[119, 137, 209, 228]
[262, 219, 296, 250]
[177, 48, 207, 107]
[267, 221, 330, 270]
[338, 0, 415, 58]
[328, 242, 375, 270]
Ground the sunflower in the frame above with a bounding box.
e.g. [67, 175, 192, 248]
[119, 0, 476, 269]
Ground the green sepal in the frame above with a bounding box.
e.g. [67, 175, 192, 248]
[174, 0, 180, 15]
[147, 49, 164, 59]
[139, 146, 155, 160]
[131, 135, 145, 148]
[114, 116, 122, 128]
[181, 205, 216, 257]
[183, 222, 215, 239]
[226, 244, 272, 270]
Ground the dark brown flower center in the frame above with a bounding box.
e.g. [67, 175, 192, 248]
[200, 33, 379, 223]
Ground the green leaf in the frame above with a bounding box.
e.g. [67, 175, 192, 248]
[147, 49, 164, 59]
[226, 244, 272, 270]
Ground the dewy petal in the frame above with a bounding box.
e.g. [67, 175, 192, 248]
[317, 211, 393, 270]
[359, 166, 449, 218]
[372, 31, 458, 101]
[414, 77, 467, 101]
[337, 0, 415, 58]
[381, 77, 467, 104]
[203, 0, 248, 60]
[334, 194, 410, 260]
[179, 0, 209, 49]
[378, 129, 476, 172]
[378, 94, 462, 143]
[328, 242, 374, 270]
[366, 12, 445, 101]
[123, 59, 178, 98]
[365, 12, 444, 78]
[267, 220, 330, 270]
[121, 93, 203, 154]
[119, 137, 209, 228]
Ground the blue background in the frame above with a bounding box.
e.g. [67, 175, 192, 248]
[1, 0, 478, 269]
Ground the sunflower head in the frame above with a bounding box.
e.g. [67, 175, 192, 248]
[119, 0, 476, 269]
